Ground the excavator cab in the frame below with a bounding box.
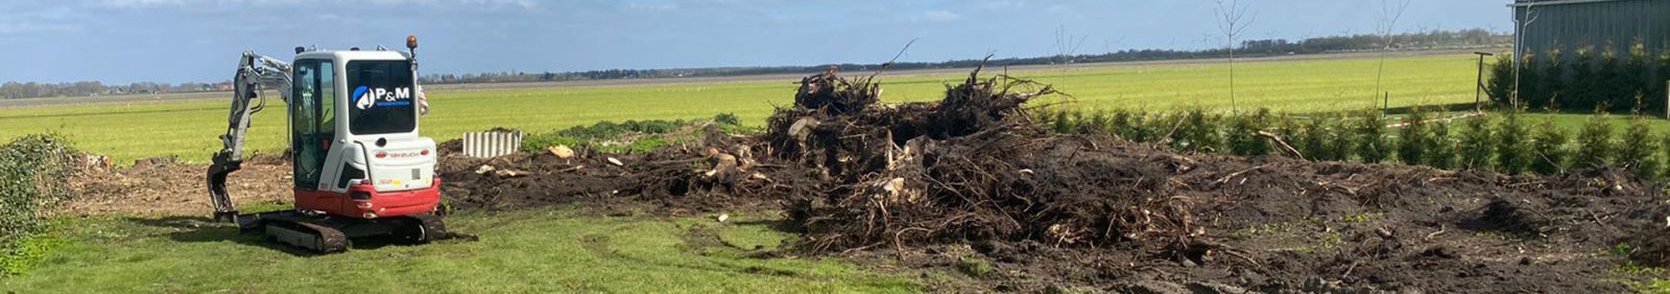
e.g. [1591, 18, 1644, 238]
[208, 36, 446, 253]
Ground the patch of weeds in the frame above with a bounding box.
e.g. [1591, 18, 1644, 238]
[521, 135, 582, 153]
[1611, 242, 1637, 257]
[713, 113, 741, 126]
[0, 222, 69, 276]
[240, 199, 294, 213]
[1616, 261, 1666, 276]
[955, 257, 995, 278]
[1637, 278, 1670, 293]
[1318, 230, 1344, 249]
[521, 118, 701, 154]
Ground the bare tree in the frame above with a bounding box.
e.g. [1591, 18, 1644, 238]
[1211, 0, 1255, 112]
[1372, 0, 1410, 111]
[1052, 25, 1090, 71]
[1511, 3, 1541, 111]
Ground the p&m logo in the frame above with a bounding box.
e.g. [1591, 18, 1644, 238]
[352, 86, 412, 110]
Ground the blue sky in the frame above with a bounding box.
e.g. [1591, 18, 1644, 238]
[0, 0, 1511, 84]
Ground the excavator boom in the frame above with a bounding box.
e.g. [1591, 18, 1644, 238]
[207, 52, 292, 224]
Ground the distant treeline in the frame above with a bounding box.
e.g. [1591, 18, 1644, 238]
[0, 81, 228, 100]
[3, 29, 1507, 99]
[422, 29, 1506, 84]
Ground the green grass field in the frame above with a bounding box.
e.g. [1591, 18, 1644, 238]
[0, 53, 1494, 164]
[1, 209, 925, 293]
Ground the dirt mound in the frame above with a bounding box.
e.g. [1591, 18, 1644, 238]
[763, 68, 1207, 255]
[66, 154, 291, 217]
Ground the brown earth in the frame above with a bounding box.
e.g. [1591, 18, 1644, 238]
[65, 154, 292, 217]
[64, 69, 1670, 293]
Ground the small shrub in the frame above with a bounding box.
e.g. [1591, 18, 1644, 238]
[1529, 118, 1571, 175]
[1110, 109, 1136, 140]
[1077, 110, 1110, 134]
[1662, 130, 1670, 178]
[1458, 116, 1495, 170]
[1486, 54, 1515, 106]
[1573, 111, 1615, 168]
[1495, 113, 1534, 175]
[1396, 107, 1430, 165]
[1619, 117, 1661, 179]
[1354, 111, 1390, 163]
[1327, 113, 1356, 161]
[1051, 110, 1075, 134]
[1272, 112, 1301, 156]
[1427, 117, 1457, 169]
[1298, 116, 1330, 161]
[713, 113, 742, 126]
[955, 257, 995, 277]
[1033, 109, 1057, 130]
[1227, 108, 1273, 157]
[1172, 109, 1223, 153]
[1131, 111, 1162, 143]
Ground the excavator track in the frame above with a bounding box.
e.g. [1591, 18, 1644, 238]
[393, 215, 448, 244]
[263, 218, 350, 253]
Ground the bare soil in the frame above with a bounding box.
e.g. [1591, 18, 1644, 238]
[66, 154, 292, 217]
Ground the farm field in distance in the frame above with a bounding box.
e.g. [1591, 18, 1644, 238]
[0, 51, 1566, 164]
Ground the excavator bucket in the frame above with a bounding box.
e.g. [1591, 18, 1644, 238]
[206, 150, 243, 223]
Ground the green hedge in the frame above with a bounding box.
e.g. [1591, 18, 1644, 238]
[1487, 43, 1670, 113]
[519, 114, 747, 154]
[0, 134, 76, 276]
[1049, 108, 1667, 179]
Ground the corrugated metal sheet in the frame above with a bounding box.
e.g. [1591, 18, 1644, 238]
[462, 131, 523, 158]
[1514, 0, 1670, 57]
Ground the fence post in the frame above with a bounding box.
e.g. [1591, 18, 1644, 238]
[1383, 92, 1390, 118]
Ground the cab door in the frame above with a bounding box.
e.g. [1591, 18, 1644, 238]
[290, 59, 336, 190]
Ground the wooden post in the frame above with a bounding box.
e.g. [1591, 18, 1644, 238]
[1474, 52, 1494, 112]
[1383, 92, 1390, 118]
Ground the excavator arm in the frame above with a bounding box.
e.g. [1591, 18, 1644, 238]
[207, 52, 292, 223]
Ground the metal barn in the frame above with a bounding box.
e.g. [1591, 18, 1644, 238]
[1513, 0, 1670, 57]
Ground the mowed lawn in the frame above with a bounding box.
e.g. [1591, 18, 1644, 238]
[0, 52, 1518, 164]
[1, 209, 923, 293]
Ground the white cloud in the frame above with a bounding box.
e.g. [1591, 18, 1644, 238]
[97, 0, 526, 9]
[628, 3, 677, 11]
[0, 22, 79, 34]
[917, 10, 961, 22]
[975, 0, 1025, 10]
[99, 0, 183, 8]
[459, 0, 536, 9]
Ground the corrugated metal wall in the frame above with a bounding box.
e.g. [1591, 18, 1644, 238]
[1515, 0, 1670, 56]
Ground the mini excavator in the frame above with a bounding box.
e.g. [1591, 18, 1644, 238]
[207, 35, 446, 253]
